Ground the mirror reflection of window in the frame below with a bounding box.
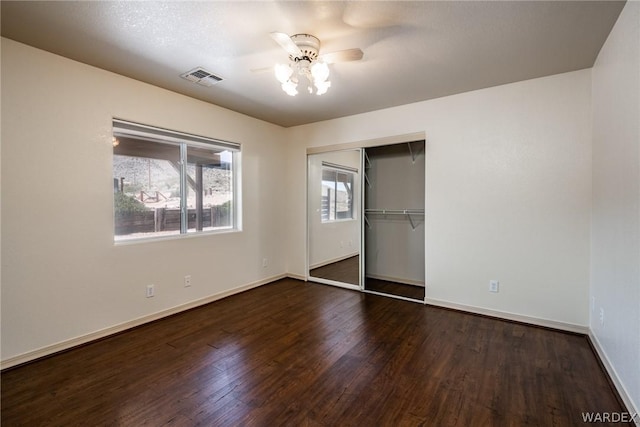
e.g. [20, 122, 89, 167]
[321, 166, 355, 222]
[308, 151, 361, 289]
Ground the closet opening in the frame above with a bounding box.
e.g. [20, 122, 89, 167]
[306, 133, 426, 302]
[363, 141, 425, 302]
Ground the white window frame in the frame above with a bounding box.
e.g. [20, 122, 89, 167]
[112, 119, 241, 242]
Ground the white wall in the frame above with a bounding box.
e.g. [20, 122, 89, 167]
[308, 150, 360, 268]
[287, 69, 592, 328]
[591, 1, 640, 414]
[1, 38, 288, 364]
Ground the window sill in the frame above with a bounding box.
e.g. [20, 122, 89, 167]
[114, 227, 241, 246]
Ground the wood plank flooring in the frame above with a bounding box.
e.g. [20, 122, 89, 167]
[309, 256, 425, 301]
[365, 277, 425, 301]
[310, 255, 360, 285]
[1, 279, 629, 426]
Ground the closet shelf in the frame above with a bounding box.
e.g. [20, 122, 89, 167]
[407, 141, 424, 163]
[364, 209, 425, 230]
[365, 209, 424, 215]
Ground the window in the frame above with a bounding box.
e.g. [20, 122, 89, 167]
[112, 119, 240, 241]
[321, 163, 355, 222]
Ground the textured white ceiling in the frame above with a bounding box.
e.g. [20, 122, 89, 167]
[1, 1, 625, 127]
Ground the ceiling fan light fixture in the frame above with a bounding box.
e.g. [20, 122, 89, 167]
[311, 61, 330, 83]
[276, 60, 330, 96]
[274, 63, 293, 84]
[281, 80, 298, 96]
[275, 59, 330, 96]
[315, 80, 331, 96]
[270, 32, 346, 97]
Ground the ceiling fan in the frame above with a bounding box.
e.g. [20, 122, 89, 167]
[269, 32, 364, 96]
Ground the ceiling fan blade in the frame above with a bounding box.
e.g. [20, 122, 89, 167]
[270, 32, 301, 57]
[321, 48, 364, 64]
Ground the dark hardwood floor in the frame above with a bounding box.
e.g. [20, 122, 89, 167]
[309, 257, 425, 301]
[1, 279, 629, 426]
[310, 255, 359, 285]
[365, 277, 425, 301]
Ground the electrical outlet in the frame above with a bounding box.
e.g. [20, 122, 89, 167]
[489, 280, 499, 293]
[184, 275, 191, 287]
[146, 284, 155, 298]
[262, 258, 268, 268]
[599, 308, 605, 326]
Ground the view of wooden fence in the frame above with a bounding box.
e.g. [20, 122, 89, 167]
[115, 206, 230, 235]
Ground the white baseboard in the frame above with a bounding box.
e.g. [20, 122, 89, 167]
[287, 272, 307, 281]
[425, 297, 589, 334]
[588, 330, 640, 424]
[1, 273, 287, 370]
[309, 253, 358, 270]
[365, 273, 425, 287]
[307, 276, 361, 291]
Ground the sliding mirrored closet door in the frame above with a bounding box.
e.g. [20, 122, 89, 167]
[363, 141, 425, 302]
[307, 150, 362, 289]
